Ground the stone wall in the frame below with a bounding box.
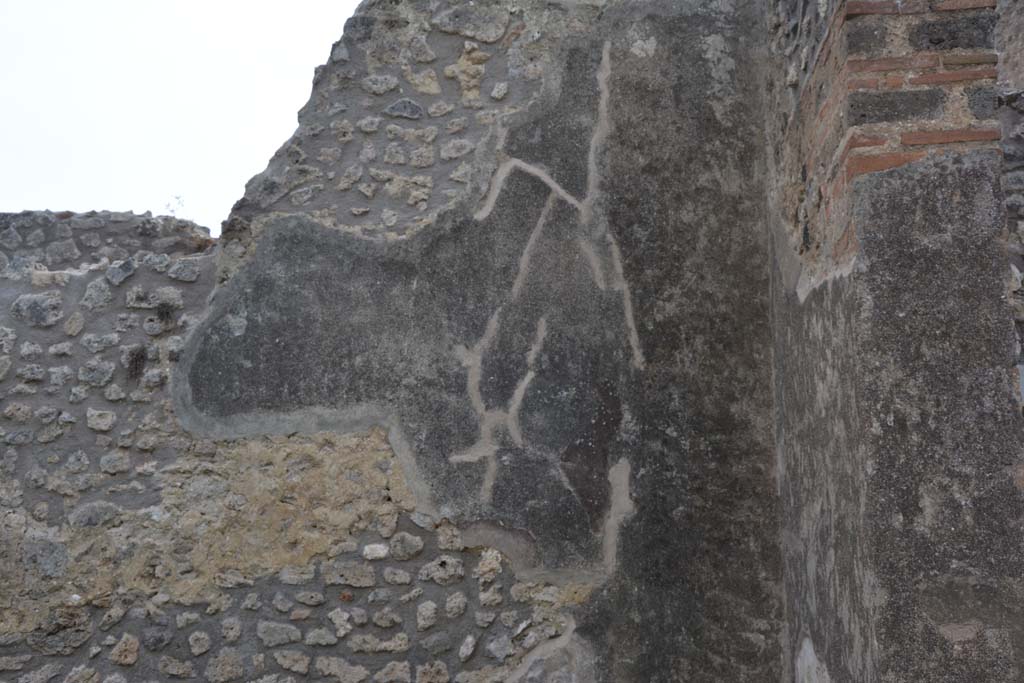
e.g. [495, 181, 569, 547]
[1, 1, 1022, 682]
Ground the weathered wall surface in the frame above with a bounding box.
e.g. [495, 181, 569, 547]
[769, 0, 1024, 681]
[2, 0, 1022, 682]
[180, 0, 783, 680]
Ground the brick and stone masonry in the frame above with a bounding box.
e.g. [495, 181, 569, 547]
[0, 0, 1022, 681]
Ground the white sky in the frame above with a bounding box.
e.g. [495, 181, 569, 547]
[0, 0, 361, 235]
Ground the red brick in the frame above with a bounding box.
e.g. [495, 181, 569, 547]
[848, 133, 889, 150]
[847, 1, 899, 15]
[832, 224, 860, 262]
[942, 52, 998, 66]
[847, 150, 928, 178]
[848, 77, 881, 91]
[900, 127, 1001, 145]
[908, 67, 997, 84]
[883, 74, 905, 88]
[848, 54, 941, 73]
[932, 0, 996, 10]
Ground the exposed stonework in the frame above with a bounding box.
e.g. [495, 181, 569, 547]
[2, 0, 1023, 681]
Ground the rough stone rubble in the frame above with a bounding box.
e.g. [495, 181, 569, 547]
[2, 0, 1024, 681]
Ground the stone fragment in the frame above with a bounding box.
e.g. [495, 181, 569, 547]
[404, 67, 442, 95]
[388, 532, 424, 560]
[363, 543, 389, 560]
[278, 564, 315, 585]
[99, 450, 130, 474]
[473, 549, 502, 583]
[86, 409, 117, 433]
[256, 621, 301, 647]
[442, 43, 490, 108]
[18, 663, 62, 682]
[78, 360, 115, 387]
[327, 608, 354, 638]
[204, 647, 245, 683]
[295, 590, 325, 606]
[431, 5, 509, 43]
[384, 567, 412, 585]
[69, 501, 121, 527]
[458, 634, 476, 662]
[188, 630, 211, 656]
[417, 601, 438, 631]
[418, 556, 464, 585]
[63, 312, 84, 337]
[485, 634, 514, 662]
[348, 633, 410, 654]
[141, 626, 173, 651]
[479, 585, 502, 607]
[435, 522, 463, 550]
[304, 627, 338, 646]
[384, 99, 425, 120]
[108, 633, 139, 666]
[44, 238, 79, 264]
[221, 616, 242, 642]
[490, 82, 508, 100]
[427, 102, 454, 118]
[12, 291, 63, 327]
[49, 341, 73, 356]
[445, 592, 467, 618]
[362, 74, 400, 95]
[167, 257, 202, 282]
[372, 607, 402, 628]
[322, 559, 375, 586]
[373, 661, 411, 683]
[105, 259, 136, 286]
[157, 656, 195, 678]
[80, 279, 112, 310]
[315, 656, 369, 683]
[273, 651, 310, 674]
[414, 661, 450, 683]
[421, 631, 452, 655]
[440, 139, 474, 161]
[0, 226, 22, 249]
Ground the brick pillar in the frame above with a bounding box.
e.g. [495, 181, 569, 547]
[772, 1, 1024, 680]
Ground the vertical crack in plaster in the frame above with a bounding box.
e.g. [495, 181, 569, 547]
[457, 42, 642, 569]
[451, 195, 554, 503]
[602, 457, 635, 572]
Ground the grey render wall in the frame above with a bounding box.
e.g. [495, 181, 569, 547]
[1, 1, 1022, 682]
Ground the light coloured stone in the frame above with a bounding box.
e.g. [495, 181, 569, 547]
[418, 555, 464, 585]
[188, 630, 211, 656]
[256, 620, 301, 647]
[273, 651, 310, 675]
[414, 661, 450, 683]
[107, 634, 139, 666]
[445, 592, 468, 618]
[417, 601, 438, 631]
[373, 661, 411, 683]
[363, 543, 389, 560]
[315, 656, 369, 683]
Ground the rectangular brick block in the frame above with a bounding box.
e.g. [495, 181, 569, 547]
[847, 1, 898, 16]
[848, 54, 941, 73]
[847, 150, 929, 178]
[941, 52, 998, 66]
[900, 127, 1000, 145]
[932, 0, 996, 10]
[908, 67, 997, 85]
[909, 13, 997, 51]
[848, 89, 946, 125]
